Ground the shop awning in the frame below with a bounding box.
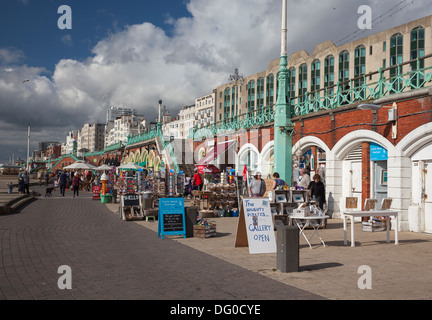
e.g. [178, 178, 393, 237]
[196, 164, 220, 174]
[196, 140, 236, 166]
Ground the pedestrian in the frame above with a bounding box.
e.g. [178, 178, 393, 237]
[72, 173, 81, 198]
[248, 172, 266, 197]
[7, 182, 13, 194]
[45, 172, 50, 186]
[192, 169, 203, 191]
[18, 177, 25, 194]
[298, 168, 311, 189]
[37, 170, 42, 185]
[271, 172, 286, 190]
[184, 174, 191, 196]
[22, 170, 30, 194]
[58, 171, 68, 197]
[308, 174, 326, 210]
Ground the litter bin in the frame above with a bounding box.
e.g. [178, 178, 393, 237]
[185, 207, 198, 238]
[101, 194, 112, 204]
[277, 225, 299, 273]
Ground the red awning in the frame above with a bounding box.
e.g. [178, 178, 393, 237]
[196, 140, 236, 166]
[196, 164, 220, 174]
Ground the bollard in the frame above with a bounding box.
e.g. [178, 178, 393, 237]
[277, 225, 299, 273]
[185, 207, 198, 238]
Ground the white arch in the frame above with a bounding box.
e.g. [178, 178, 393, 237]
[332, 129, 396, 160]
[237, 143, 261, 173]
[261, 141, 275, 178]
[293, 135, 331, 155]
[261, 141, 274, 162]
[396, 122, 432, 158]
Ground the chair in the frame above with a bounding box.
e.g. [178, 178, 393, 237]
[345, 197, 358, 210]
[364, 198, 378, 211]
[380, 198, 392, 210]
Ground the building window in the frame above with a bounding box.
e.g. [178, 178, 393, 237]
[298, 64, 308, 102]
[339, 50, 350, 83]
[311, 59, 321, 97]
[231, 86, 238, 117]
[354, 45, 366, 90]
[411, 26, 425, 87]
[224, 88, 231, 119]
[390, 33, 403, 75]
[257, 77, 264, 114]
[287, 68, 296, 104]
[266, 74, 274, 108]
[247, 80, 255, 114]
[324, 55, 335, 96]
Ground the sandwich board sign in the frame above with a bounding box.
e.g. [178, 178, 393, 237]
[158, 198, 186, 239]
[235, 197, 276, 254]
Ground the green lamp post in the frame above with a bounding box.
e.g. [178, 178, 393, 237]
[274, 0, 294, 184]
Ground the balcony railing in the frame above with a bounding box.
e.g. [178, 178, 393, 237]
[189, 54, 432, 140]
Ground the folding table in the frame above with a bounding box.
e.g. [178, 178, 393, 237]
[290, 215, 329, 249]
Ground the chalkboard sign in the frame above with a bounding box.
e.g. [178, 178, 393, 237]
[163, 214, 184, 232]
[120, 194, 143, 221]
[158, 198, 185, 239]
[122, 193, 140, 207]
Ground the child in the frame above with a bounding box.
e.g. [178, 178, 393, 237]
[7, 182, 13, 194]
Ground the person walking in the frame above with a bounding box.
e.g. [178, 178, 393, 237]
[45, 172, 50, 186]
[22, 170, 30, 194]
[72, 173, 81, 198]
[58, 171, 68, 197]
[18, 177, 25, 194]
[7, 182, 13, 194]
[192, 169, 203, 191]
[248, 172, 266, 197]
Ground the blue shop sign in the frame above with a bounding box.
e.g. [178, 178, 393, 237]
[370, 143, 388, 161]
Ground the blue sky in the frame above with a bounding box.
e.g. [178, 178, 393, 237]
[0, 0, 191, 72]
[0, 0, 430, 163]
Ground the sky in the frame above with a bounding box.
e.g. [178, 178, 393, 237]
[0, 0, 431, 163]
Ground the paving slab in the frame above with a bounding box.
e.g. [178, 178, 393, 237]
[104, 203, 432, 300]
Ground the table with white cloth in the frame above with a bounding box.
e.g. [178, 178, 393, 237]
[343, 210, 399, 247]
[290, 215, 329, 249]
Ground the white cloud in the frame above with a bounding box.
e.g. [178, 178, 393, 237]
[0, 47, 25, 65]
[0, 0, 431, 162]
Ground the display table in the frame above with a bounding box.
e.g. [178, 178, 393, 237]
[290, 215, 329, 249]
[343, 210, 399, 247]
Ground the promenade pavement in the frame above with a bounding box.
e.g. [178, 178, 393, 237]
[108, 205, 432, 300]
[0, 185, 322, 300]
[2, 181, 432, 300]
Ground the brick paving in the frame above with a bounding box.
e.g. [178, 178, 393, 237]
[133, 213, 432, 300]
[3, 183, 432, 301]
[0, 187, 322, 300]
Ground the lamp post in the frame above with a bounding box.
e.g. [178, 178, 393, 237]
[273, 0, 293, 184]
[26, 123, 30, 171]
[229, 68, 244, 118]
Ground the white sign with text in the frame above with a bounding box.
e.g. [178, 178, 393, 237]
[242, 198, 276, 254]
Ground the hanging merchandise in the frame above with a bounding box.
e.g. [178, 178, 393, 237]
[177, 171, 184, 196]
[168, 170, 175, 196]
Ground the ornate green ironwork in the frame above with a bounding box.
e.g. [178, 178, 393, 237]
[125, 56, 432, 171]
[104, 142, 123, 152]
[189, 56, 432, 140]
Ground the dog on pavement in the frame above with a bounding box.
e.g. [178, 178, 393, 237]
[45, 187, 54, 197]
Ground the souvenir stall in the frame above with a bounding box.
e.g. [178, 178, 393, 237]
[268, 187, 327, 229]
